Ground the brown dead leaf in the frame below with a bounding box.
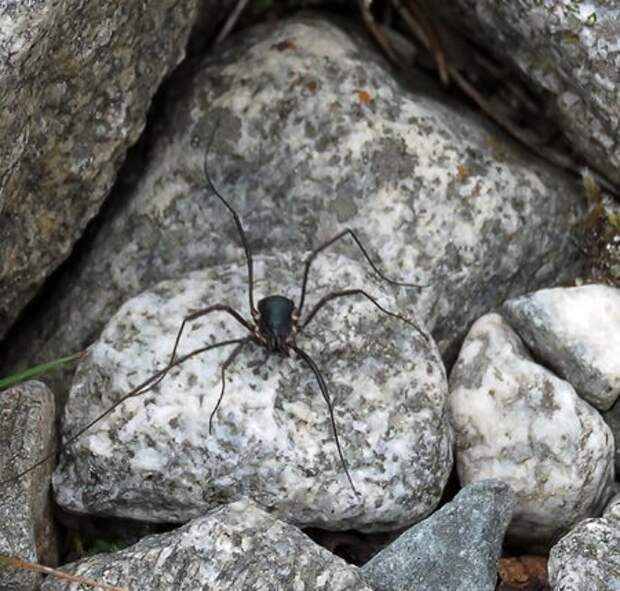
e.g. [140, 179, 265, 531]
[497, 555, 550, 590]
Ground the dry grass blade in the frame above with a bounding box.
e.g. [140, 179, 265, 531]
[0, 555, 128, 591]
[215, 0, 250, 45]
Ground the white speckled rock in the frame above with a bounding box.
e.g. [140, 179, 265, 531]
[0, 381, 57, 591]
[53, 252, 452, 530]
[449, 313, 615, 550]
[502, 285, 620, 411]
[438, 1, 620, 187]
[40, 499, 373, 591]
[5, 14, 585, 383]
[548, 494, 620, 591]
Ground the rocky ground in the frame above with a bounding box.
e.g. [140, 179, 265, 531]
[1, 1, 619, 590]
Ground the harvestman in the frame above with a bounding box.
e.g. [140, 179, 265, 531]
[2, 127, 429, 495]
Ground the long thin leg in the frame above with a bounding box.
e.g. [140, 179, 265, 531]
[0, 338, 245, 487]
[209, 338, 249, 433]
[301, 288, 429, 342]
[102, 304, 251, 417]
[297, 228, 427, 314]
[204, 124, 256, 314]
[147, 304, 252, 395]
[293, 345, 358, 496]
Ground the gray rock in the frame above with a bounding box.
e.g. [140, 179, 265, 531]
[4, 14, 585, 384]
[605, 493, 620, 524]
[53, 252, 453, 530]
[548, 494, 620, 591]
[0, 0, 205, 340]
[360, 479, 515, 591]
[449, 313, 615, 550]
[603, 399, 620, 474]
[40, 498, 373, 591]
[438, 0, 620, 187]
[502, 285, 620, 411]
[0, 381, 57, 591]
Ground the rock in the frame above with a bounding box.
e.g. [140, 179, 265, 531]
[3, 14, 585, 384]
[40, 498, 373, 591]
[0, 0, 206, 341]
[502, 285, 620, 411]
[53, 252, 453, 530]
[605, 493, 620, 524]
[360, 479, 515, 591]
[0, 381, 57, 591]
[449, 313, 615, 550]
[603, 399, 620, 475]
[548, 494, 620, 591]
[439, 0, 620, 187]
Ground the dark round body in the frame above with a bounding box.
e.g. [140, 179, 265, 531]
[257, 295, 296, 353]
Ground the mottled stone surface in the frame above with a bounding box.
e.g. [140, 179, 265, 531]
[549, 494, 620, 591]
[361, 479, 515, 591]
[0, 381, 56, 591]
[40, 499, 373, 591]
[439, 0, 620, 186]
[605, 493, 620, 524]
[502, 285, 620, 411]
[0, 0, 204, 340]
[604, 397, 620, 474]
[53, 252, 452, 530]
[4, 14, 585, 384]
[449, 313, 615, 550]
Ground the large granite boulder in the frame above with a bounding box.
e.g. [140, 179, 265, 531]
[53, 252, 453, 531]
[0, 0, 207, 340]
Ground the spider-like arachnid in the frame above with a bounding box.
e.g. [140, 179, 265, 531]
[3, 126, 428, 495]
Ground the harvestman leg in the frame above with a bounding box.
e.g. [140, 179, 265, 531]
[293, 345, 358, 495]
[204, 125, 256, 312]
[0, 338, 245, 486]
[302, 288, 429, 341]
[294, 288, 429, 495]
[297, 228, 426, 313]
[209, 338, 250, 433]
[144, 304, 253, 394]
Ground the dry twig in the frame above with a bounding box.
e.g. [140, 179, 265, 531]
[0, 555, 128, 591]
[359, 0, 399, 63]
